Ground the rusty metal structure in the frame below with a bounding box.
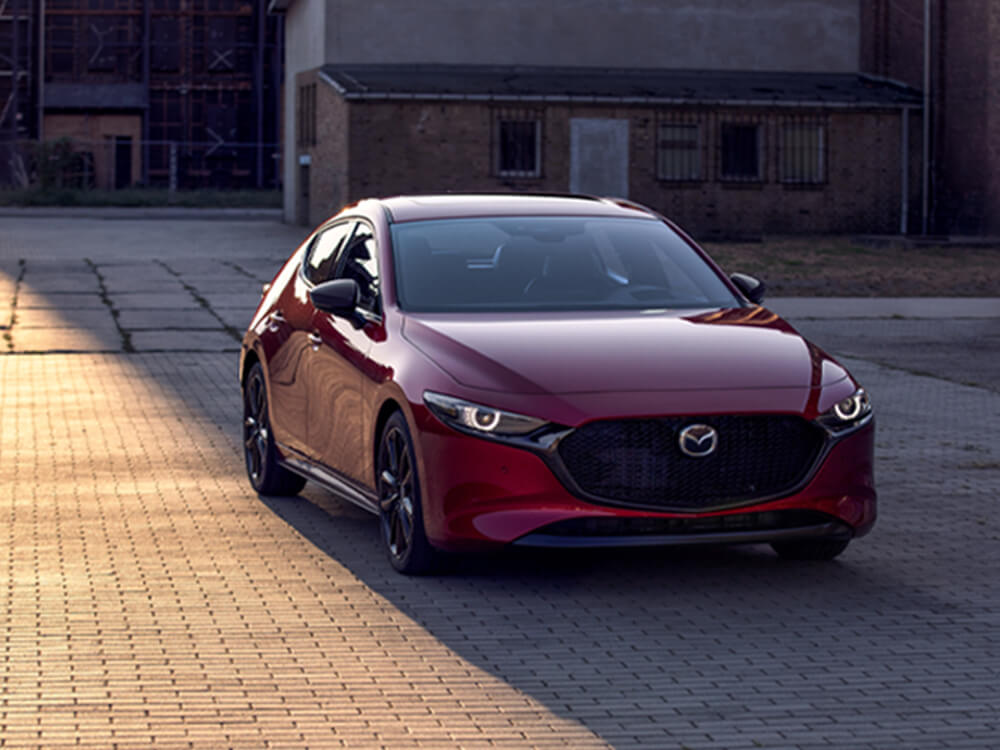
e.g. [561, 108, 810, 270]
[0, 0, 282, 189]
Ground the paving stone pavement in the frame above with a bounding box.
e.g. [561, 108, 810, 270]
[1, 216, 999, 749]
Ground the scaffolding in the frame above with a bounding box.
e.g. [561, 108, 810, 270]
[0, 0, 37, 185]
[0, 0, 282, 189]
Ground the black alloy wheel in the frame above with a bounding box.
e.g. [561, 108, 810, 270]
[377, 412, 436, 574]
[243, 362, 306, 496]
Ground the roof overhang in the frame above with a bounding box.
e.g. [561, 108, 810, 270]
[317, 65, 923, 110]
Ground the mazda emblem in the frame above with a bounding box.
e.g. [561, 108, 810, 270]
[678, 424, 718, 458]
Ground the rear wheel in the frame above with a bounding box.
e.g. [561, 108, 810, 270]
[243, 362, 306, 496]
[377, 412, 437, 574]
[771, 538, 850, 561]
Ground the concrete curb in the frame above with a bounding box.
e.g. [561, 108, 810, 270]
[767, 296, 1000, 319]
[0, 206, 284, 221]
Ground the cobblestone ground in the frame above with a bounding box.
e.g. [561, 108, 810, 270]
[1, 217, 999, 748]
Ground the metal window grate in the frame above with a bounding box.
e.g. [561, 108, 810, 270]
[657, 119, 703, 181]
[780, 119, 826, 184]
[493, 109, 542, 178]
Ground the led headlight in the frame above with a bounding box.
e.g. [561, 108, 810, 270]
[816, 387, 872, 434]
[423, 391, 548, 437]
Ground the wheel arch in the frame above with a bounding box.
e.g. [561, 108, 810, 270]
[241, 348, 261, 386]
[372, 398, 405, 472]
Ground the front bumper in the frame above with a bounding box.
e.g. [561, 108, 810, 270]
[412, 406, 876, 552]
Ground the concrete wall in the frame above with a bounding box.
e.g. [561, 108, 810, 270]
[281, 0, 327, 222]
[321, 0, 860, 72]
[937, 0, 1000, 234]
[340, 99, 908, 236]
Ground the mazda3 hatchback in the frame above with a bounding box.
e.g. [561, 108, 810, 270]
[240, 194, 875, 574]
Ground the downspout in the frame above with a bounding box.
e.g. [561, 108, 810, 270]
[256, 0, 265, 188]
[38, 0, 45, 143]
[921, 0, 931, 235]
[142, 0, 150, 185]
[900, 106, 910, 234]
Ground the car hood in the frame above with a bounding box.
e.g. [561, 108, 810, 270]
[402, 307, 849, 396]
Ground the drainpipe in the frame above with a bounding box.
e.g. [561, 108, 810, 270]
[921, 0, 931, 235]
[38, 0, 45, 143]
[900, 106, 910, 234]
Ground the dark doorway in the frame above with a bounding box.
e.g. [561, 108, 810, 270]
[114, 136, 133, 189]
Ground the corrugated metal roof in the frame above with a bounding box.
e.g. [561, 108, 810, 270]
[319, 65, 921, 108]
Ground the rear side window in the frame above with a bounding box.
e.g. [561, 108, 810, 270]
[304, 221, 354, 285]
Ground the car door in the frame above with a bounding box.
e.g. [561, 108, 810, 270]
[267, 221, 353, 455]
[306, 220, 382, 485]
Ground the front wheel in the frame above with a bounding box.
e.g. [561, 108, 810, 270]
[377, 412, 437, 574]
[771, 537, 850, 561]
[242, 362, 306, 496]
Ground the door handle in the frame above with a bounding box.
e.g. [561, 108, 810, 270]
[308, 332, 322, 350]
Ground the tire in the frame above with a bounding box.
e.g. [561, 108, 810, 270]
[242, 362, 306, 496]
[376, 412, 437, 575]
[771, 537, 850, 561]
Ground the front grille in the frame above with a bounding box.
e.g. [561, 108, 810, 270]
[556, 415, 825, 510]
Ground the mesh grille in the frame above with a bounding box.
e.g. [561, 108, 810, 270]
[556, 415, 825, 510]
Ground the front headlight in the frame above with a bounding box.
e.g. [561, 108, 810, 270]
[816, 387, 872, 434]
[423, 391, 549, 437]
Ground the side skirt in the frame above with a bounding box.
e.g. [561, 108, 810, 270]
[277, 447, 379, 515]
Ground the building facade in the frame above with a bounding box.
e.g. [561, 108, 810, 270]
[271, 0, 927, 237]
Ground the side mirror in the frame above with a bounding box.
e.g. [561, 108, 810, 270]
[730, 273, 766, 304]
[309, 278, 360, 319]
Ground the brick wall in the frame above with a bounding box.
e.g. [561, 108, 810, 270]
[295, 69, 350, 226]
[339, 98, 909, 237]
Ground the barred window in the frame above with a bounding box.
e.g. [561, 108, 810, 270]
[657, 123, 701, 181]
[720, 122, 762, 182]
[780, 123, 825, 184]
[495, 117, 541, 178]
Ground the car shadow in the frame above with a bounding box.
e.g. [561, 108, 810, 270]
[258, 483, 962, 748]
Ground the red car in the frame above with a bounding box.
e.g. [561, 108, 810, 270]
[240, 194, 875, 574]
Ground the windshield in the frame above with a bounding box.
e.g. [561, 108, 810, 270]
[391, 216, 741, 312]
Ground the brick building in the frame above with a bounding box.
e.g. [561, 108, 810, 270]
[269, 0, 929, 237]
[862, 0, 1000, 235]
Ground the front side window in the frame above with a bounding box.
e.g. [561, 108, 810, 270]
[391, 217, 740, 313]
[303, 221, 354, 285]
[336, 223, 380, 314]
[720, 123, 762, 182]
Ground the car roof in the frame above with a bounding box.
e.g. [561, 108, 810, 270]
[379, 194, 659, 223]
